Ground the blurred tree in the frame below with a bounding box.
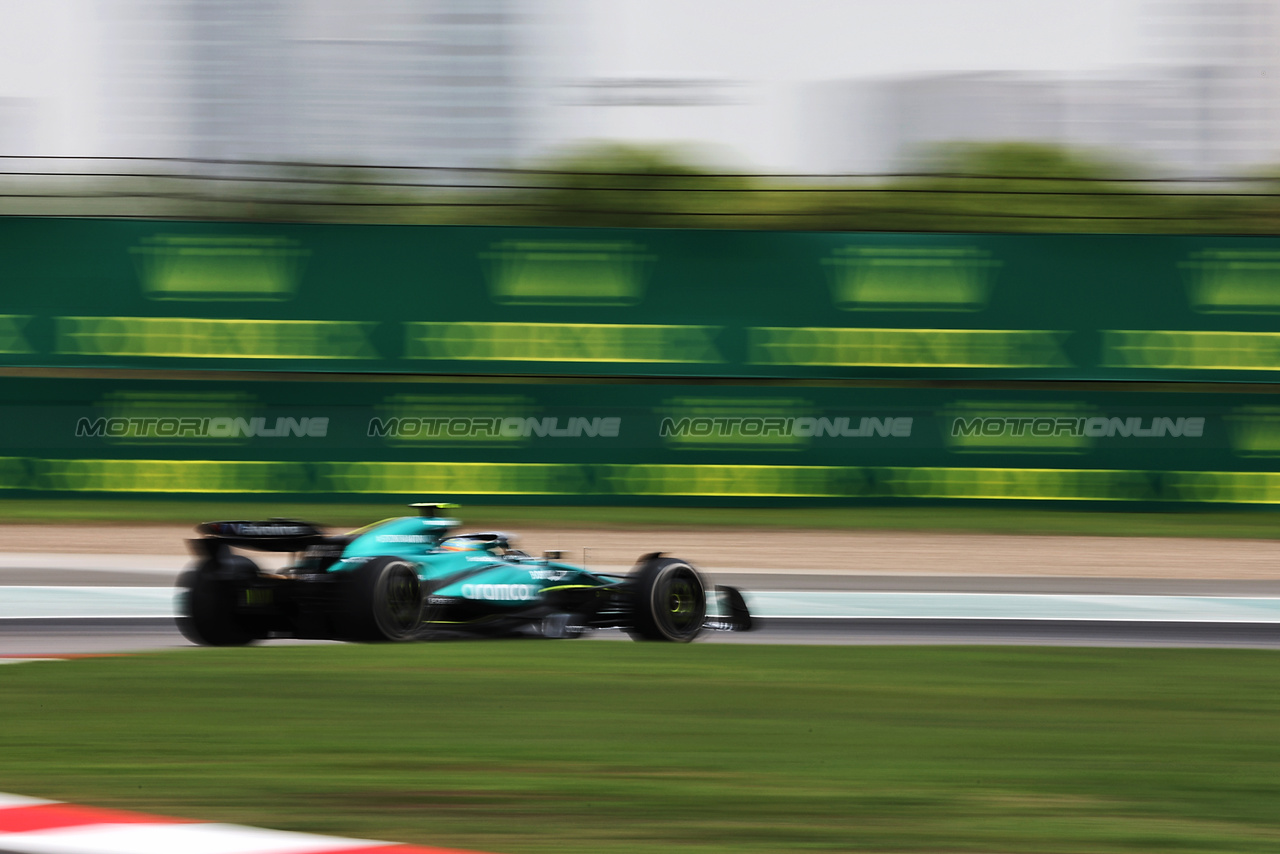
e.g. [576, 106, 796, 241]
[924, 141, 1135, 180]
[4, 140, 1280, 233]
[517, 142, 754, 228]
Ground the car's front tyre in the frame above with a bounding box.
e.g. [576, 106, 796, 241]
[628, 557, 707, 642]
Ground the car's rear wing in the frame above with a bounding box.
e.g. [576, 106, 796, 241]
[194, 520, 327, 552]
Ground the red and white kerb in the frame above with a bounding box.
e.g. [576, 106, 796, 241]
[0, 793, 487, 854]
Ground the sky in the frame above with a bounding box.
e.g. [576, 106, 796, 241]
[0, 0, 1151, 166]
[0, 0, 96, 154]
[571, 0, 1145, 82]
[0, 0, 91, 99]
[557, 0, 1148, 169]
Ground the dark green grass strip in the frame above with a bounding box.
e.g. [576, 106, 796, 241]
[5, 498, 1280, 539]
[4, 644, 1280, 852]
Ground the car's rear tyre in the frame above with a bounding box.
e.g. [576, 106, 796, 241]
[628, 557, 707, 642]
[344, 556, 425, 642]
[176, 556, 258, 647]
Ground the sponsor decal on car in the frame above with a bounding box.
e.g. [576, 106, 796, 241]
[460, 583, 536, 601]
[227, 523, 312, 537]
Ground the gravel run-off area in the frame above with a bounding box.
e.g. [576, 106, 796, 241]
[2, 524, 1278, 580]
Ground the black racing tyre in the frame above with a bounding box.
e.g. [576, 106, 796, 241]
[343, 556, 425, 642]
[175, 556, 258, 647]
[628, 557, 707, 642]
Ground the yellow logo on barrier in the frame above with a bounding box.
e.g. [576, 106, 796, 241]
[0, 316, 32, 354]
[24, 459, 311, 493]
[482, 240, 652, 306]
[1182, 249, 1280, 314]
[1226, 407, 1280, 457]
[315, 462, 590, 495]
[56, 317, 378, 360]
[130, 235, 309, 301]
[5, 457, 1280, 504]
[876, 466, 1156, 501]
[749, 327, 1071, 368]
[1102, 330, 1280, 371]
[404, 322, 723, 364]
[822, 245, 999, 312]
[596, 464, 861, 498]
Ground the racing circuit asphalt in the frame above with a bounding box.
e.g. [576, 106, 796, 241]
[7, 616, 1280, 655]
[5, 556, 1280, 653]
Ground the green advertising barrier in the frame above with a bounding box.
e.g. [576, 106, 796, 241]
[6, 218, 1280, 382]
[3, 375, 1280, 504]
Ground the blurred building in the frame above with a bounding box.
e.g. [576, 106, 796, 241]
[0, 97, 39, 154]
[7, 0, 1280, 176]
[804, 0, 1280, 176]
[282, 0, 530, 167]
[1148, 0, 1280, 173]
[93, 0, 538, 168]
[547, 77, 774, 168]
[804, 67, 1280, 176]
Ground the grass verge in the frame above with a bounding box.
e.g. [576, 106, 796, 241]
[3, 498, 1280, 539]
[3, 644, 1280, 853]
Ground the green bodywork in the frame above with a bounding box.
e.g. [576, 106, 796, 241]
[324, 514, 623, 611]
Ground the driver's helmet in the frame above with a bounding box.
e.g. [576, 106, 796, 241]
[440, 536, 489, 552]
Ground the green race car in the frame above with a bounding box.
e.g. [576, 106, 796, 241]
[177, 503, 753, 645]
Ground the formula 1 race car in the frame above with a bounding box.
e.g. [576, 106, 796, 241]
[176, 504, 753, 645]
